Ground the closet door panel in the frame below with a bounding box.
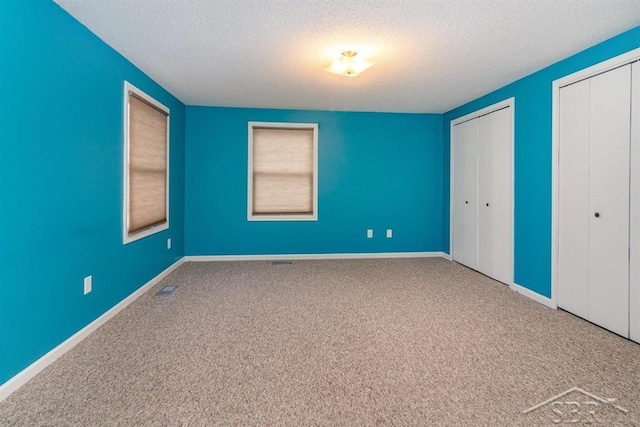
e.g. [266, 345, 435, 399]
[557, 80, 590, 319]
[453, 103, 513, 283]
[478, 114, 494, 277]
[452, 122, 468, 264]
[490, 107, 513, 284]
[630, 62, 640, 343]
[588, 64, 631, 337]
[463, 120, 479, 270]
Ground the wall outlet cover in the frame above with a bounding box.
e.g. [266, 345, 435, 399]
[83, 276, 92, 295]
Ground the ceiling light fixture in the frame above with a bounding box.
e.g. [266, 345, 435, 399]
[326, 50, 374, 77]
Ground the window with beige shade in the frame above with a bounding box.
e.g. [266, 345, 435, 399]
[123, 82, 170, 243]
[248, 122, 318, 221]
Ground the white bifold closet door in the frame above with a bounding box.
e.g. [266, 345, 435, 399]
[478, 108, 513, 284]
[631, 62, 640, 344]
[452, 122, 466, 264]
[453, 119, 480, 270]
[558, 64, 632, 338]
[452, 105, 512, 285]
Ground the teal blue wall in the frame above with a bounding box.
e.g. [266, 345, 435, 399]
[0, 1, 185, 385]
[185, 107, 444, 255]
[443, 26, 640, 298]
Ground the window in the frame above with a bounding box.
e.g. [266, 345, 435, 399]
[123, 82, 170, 243]
[248, 122, 318, 221]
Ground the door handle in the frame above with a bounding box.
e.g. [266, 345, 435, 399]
[594, 212, 600, 218]
[465, 201, 468, 204]
[486, 203, 489, 207]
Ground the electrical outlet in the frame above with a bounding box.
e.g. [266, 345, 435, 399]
[367, 229, 373, 238]
[84, 275, 92, 295]
[386, 229, 393, 238]
[167, 238, 172, 249]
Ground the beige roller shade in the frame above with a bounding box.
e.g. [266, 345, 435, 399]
[128, 94, 168, 234]
[252, 127, 314, 214]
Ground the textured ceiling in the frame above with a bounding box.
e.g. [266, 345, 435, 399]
[54, 0, 640, 113]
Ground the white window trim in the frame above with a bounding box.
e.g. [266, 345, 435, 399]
[247, 121, 318, 221]
[123, 81, 170, 244]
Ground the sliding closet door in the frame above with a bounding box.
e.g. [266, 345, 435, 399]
[630, 62, 639, 343]
[488, 107, 513, 284]
[557, 79, 591, 319]
[588, 65, 630, 337]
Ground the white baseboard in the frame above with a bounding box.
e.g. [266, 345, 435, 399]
[185, 252, 450, 262]
[440, 252, 453, 261]
[0, 258, 185, 402]
[510, 282, 557, 309]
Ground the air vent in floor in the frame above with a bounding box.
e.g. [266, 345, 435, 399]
[156, 286, 177, 296]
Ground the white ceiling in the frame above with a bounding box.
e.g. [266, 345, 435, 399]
[54, 0, 640, 113]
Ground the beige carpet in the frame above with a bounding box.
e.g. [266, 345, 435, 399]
[1, 258, 639, 426]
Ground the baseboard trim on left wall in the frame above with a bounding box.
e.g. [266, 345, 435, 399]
[0, 258, 185, 402]
[510, 282, 557, 309]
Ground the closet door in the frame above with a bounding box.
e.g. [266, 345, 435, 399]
[452, 121, 469, 264]
[452, 118, 479, 268]
[629, 62, 639, 344]
[477, 114, 494, 277]
[478, 107, 512, 283]
[557, 79, 591, 319]
[453, 104, 513, 282]
[462, 120, 479, 270]
[558, 64, 631, 338]
[588, 65, 630, 337]
[489, 107, 513, 284]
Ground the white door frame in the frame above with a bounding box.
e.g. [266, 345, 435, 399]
[551, 47, 640, 309]
[449, 97, 515, 285]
